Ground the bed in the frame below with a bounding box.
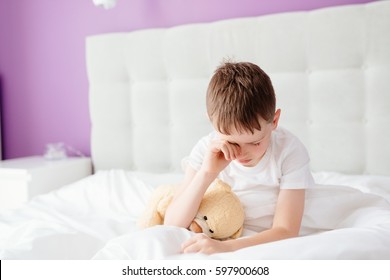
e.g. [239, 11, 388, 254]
[1, 1, 390, 260]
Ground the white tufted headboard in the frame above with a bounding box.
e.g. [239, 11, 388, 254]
[86, 1, 390, 176]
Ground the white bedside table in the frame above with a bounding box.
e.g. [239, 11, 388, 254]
[0, 156, 92, 211]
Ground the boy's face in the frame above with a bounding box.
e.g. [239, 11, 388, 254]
[216, 109, 280, 167]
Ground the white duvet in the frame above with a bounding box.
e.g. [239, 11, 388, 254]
[0, 170, 390, 260]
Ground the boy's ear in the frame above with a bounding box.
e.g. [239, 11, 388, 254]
[273, 109, 281, 129]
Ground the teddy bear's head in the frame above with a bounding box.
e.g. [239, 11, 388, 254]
[137, 178, 245, 240]
[188, 179, 244, 240]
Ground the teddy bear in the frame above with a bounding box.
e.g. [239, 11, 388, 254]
[137, 179, 245, 240]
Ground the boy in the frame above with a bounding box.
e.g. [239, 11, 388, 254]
[164, 61, 315, 254]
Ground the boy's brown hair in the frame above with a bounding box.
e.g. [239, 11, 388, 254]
[206, 61, 276, 134]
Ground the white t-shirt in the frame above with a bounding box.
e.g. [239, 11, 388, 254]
[182, 126, 315, 232]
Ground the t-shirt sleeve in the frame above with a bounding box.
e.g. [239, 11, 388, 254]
[279, 137, 315, 190]
[181, 133, 212, 172]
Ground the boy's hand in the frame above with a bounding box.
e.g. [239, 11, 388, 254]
[181, 234, 232, 254]
[200, 139, 240, 174]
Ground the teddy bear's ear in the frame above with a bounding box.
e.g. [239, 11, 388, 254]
[230, 225, 244, 239]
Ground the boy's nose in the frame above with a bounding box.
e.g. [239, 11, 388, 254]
[236, 152, 248, 160]
[237, 146, 247, 155]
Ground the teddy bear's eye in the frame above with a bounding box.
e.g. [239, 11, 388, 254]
[209, 229, 214, 233]
[203, 216, 208, 220]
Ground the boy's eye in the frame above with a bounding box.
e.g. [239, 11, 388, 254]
[228, 141, 240, 148]
[253, 142, 261, 146]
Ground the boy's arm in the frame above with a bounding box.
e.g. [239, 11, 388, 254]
[164, 139, 240, 228]
[181, 189, 305, 254]
[228, 189, 305, 249]
[163, 166, 216, 228]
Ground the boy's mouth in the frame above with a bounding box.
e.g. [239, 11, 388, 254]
[237, 158, 251, 164]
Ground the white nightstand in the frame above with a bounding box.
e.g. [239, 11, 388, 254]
[0, 156, 92, 211]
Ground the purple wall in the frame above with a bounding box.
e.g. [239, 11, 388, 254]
[0, 0, 376, 159]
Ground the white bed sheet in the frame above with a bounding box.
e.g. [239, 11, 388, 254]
[0, 170, 389, 260]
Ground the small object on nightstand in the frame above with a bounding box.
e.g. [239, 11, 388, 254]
[0, 156, 92, 212]
[44, 143, 67, 160]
